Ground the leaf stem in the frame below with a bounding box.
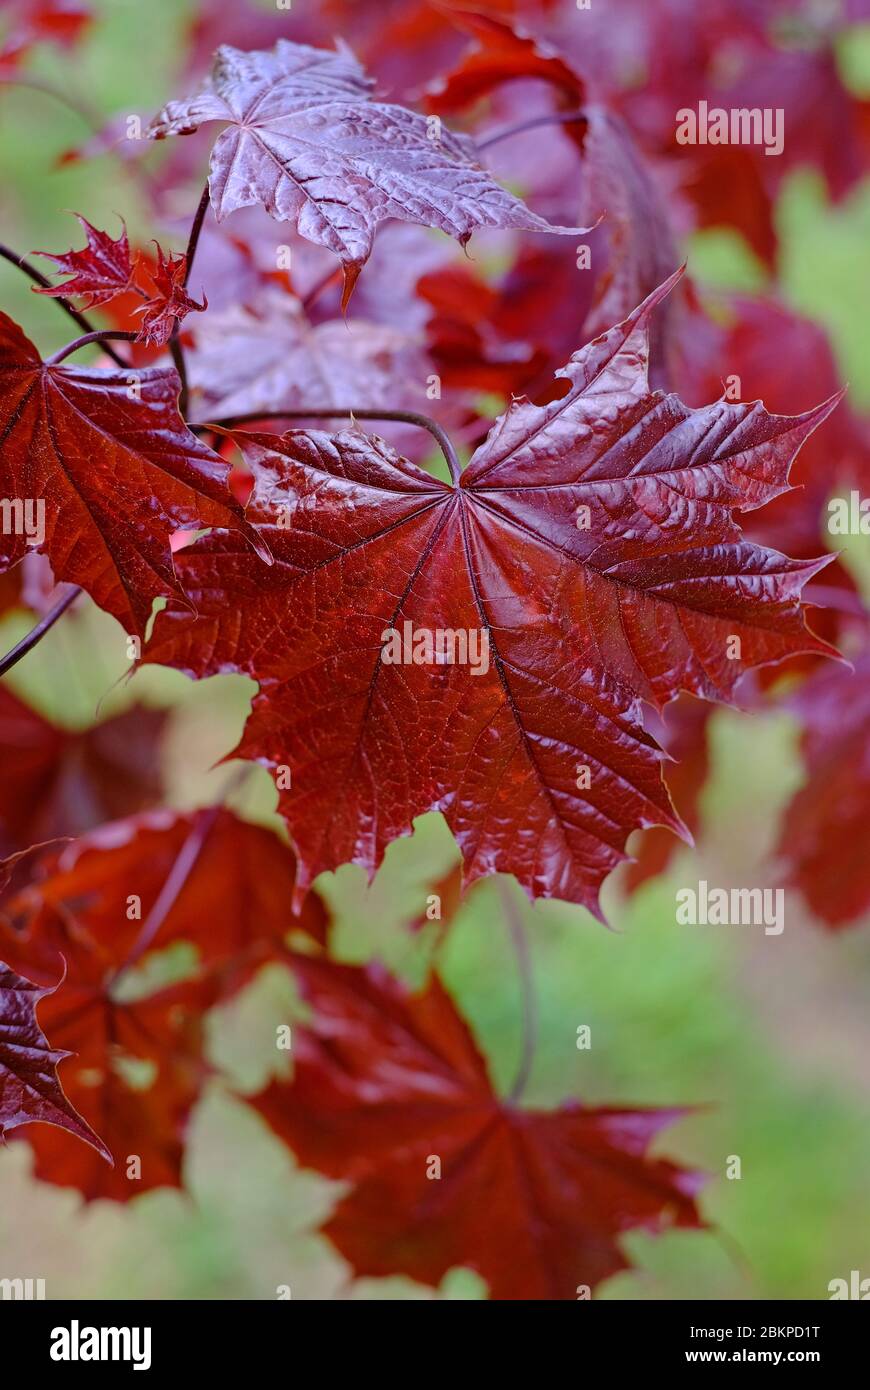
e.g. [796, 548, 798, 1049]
[195, 408, 463, 485]
[0, 243, 130, 365]
[477, 108, 587, 152]
[169, 336, 189, 416]
[46, 330, 139, 366]
[0, 585, 81, 679]
[106, 804, 220, 987]
[497, 877, 537, 1104]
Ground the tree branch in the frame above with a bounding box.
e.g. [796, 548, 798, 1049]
[46, 330, 139, 366]
[168, 182, 211, 417]
[0, 585, 81, 679]
[193, 407, 463, 485]
[182, 182, 211, 289]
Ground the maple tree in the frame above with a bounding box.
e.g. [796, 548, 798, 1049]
[0, 1, 867, 1302]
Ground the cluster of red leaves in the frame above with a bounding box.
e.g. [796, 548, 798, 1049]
[33, 214, 207, 346]
[0, 0, 868, 1299]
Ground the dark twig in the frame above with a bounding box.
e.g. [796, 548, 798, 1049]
[0, 585, 81, 679]
[169, 336, 189, 415]
[46, 330, 138, 366]
[193, 407, 463, 485]
[182, 182, 211, 289]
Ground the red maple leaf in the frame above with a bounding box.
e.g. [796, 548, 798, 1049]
[0, 312, 267, 635]
[0, 958, 109, 1161]
[146, 274, 837, 918]
[135, 247, 207, 348]
[31, 213, 134, 308]
[426, 9, 586, 112]
[146, 38, 585, 305]
[0, 808, 326, 1197]
[251, 953, 703, 1300]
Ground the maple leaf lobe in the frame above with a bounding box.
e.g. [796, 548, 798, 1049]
[0, 959, 111, 1161]
[0, 311, 265, 635]
[32, 213, 134, 308]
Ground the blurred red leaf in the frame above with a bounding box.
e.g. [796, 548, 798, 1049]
[0, 686, 167, 857]
[0, 808, 326, 1196]
[777, 652, 870, 929]
[252, 953, 703, 1299]
[624, 697, 713, 892]
[0, 0, 91, 72]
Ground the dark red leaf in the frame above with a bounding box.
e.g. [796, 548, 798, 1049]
[0, 685, 167, 857]
[777, 653, 870, 929]
[0, 808, 325, 1196]
[146, 275, 837, 918]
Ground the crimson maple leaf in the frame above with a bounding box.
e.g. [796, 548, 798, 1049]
[0, 959, 109, 1160]
[251, 954, 703, 1300]
[146, 38, 584, 305]
[146, 274, 837, 918]
[0, 808, 325, 1197]
[0, 312, 266, 635]
[776, 653, 870, 930]
[32, 213, 134, 308]
[135, 247, 207, 348]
